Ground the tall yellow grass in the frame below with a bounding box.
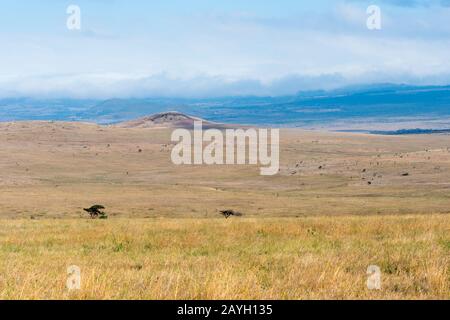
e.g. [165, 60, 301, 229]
[0, 215, 448, 299]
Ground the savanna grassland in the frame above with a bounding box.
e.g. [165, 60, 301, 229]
[0, 121, 449, 299]
[0, 216, 448, 299]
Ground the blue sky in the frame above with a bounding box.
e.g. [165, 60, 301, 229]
[0, 0, 450, 98]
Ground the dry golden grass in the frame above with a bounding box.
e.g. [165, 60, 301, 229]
[2, 122, 450, 218]
[0, 215, 448, 300]
[0, 122, 449, 299]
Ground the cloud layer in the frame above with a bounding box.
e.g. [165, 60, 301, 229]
[0, 0, 450, 98]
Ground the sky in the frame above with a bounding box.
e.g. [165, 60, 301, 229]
[0, 0, 450, 98]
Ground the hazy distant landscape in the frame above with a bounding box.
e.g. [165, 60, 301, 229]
[3, 84, 450, 132]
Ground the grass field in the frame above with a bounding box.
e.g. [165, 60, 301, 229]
[0, 215, 448, 299]
[0, 121, 449, 299]
[3, 122, 450, 219]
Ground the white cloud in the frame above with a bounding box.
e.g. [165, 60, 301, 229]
[1, 1, 450, 98]
[1, 69, 449, 99]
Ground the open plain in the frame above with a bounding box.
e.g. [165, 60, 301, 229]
[0, 121, 449, 299]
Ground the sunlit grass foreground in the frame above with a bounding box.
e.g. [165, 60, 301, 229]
[0, 215, 448, 299]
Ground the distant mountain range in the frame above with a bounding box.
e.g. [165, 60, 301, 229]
[1, 84, 450, 132]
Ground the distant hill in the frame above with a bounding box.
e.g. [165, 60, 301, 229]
[115, 111, 226, 129]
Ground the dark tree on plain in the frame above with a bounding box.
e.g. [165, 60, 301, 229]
[219, 210, 243, 219]
[83, 205, 106, 219]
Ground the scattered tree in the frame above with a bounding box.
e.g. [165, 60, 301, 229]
[219, 210, 243, 219]
[83, 205, 107, 219]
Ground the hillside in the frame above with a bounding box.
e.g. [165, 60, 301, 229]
[0, 120, 449, 300]
[2, 120, 450, 218]
[115, 111, 225, 129]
